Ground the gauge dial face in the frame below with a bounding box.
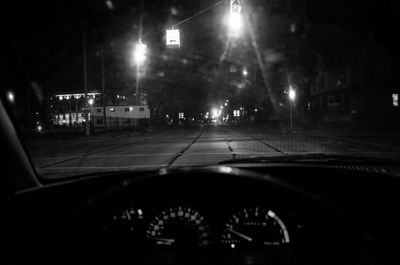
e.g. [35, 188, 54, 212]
[146, 206, 210, 247]
[222, 207, 290, 248]
[108, 207, 145, 244]
[112, 207, 144, 223]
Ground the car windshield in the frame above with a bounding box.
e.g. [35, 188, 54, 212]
[1, 0, 400, 180]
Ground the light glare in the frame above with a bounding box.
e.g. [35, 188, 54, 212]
[134, 42, 147, 65]
[289, 88, 296, 101]
[228, 13, 243, 37]
[7, 91, 14, 103]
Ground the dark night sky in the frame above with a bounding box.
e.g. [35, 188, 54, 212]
[1, 0, 400, 114]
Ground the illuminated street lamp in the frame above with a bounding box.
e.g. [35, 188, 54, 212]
[243, 68, 248, 77]
[7, 91, 14, 103]
[288, 86, 296, 130]
[212, 108, 221, 118]
[133, 40, 147, 66]
[7, 91, 16, 116]
[228, 0, 243, 37]
[88, 98, 94, 122]
[289, 87, 296, 101]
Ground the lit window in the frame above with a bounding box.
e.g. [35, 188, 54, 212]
[110, 108, 115, 112]
[393, 94, 399, 107]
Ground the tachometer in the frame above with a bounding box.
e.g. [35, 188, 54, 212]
[221, 207, 290, 248]
[146, 206, 210, 247]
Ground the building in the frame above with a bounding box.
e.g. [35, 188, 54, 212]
[310, 40, 398, 124]
[49, 91, 150, 128]
[50, 92, 100, 126]
[90, 106, 150, 128]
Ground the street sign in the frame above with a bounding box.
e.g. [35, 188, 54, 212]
[166, 29, 181, 48]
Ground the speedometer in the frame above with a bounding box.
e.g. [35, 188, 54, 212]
[221, 207, 290, 248]
[146, 206, 211, 247]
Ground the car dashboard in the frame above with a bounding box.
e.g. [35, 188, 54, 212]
[3, 164, 400, 264]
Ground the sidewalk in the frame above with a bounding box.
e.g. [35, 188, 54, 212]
[295, 123, 400, 150]
[238, 122, 400, 150]
[20, 126, 160, 141]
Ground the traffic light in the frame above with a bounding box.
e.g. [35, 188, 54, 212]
[230, 0, 242, 15]
[228, 0, 243, 37]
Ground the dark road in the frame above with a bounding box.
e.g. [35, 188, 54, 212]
[26, 125, 400, 179]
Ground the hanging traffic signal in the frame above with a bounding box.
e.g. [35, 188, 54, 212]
[228, 0, 243, 37]
[230, 0, 242, 15]
[166, 27, 181, 48]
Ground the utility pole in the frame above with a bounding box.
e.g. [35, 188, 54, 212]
[83, 32, 90, 136]
[134, 0, 144, 128]
[136, 66, 140, 105]
[290, 100, 293, 130]
[100, 44, 107, 130]
[137, 0, 144, 107]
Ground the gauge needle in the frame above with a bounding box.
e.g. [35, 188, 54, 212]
[146, 236, 175, 244]
[227, 228, 253, 242]
[125, 210, 131, 220]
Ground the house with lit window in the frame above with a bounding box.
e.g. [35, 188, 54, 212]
[49, 91, 150, 128]
[50, 92, 101, 126]
[310, 40, 398, 124]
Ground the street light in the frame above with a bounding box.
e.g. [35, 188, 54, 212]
[243, 68, 248, 77]
[212, 108, 221, 118]
[289, 87, 296, 101]
[288, 87, 296, 130]
[133, 40, 147, 66]
[132, 40, 148, 127]
[7, 91, 14, 103]
[7, 91, 16, 116]
[88, 98, 94, 123]
[228, 0, 243, 37]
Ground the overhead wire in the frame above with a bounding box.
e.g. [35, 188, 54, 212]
[140, 0, 227, 41]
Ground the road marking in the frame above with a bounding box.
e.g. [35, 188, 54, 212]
[225, 139, 237, 160]
[39, 163, 214, 170]
[40, 165, 169, 170]
[35, 152, 293, 162]
[225, 127, 288, 155]
[38, 137, 153, 169]
[250, 137, 287, 155]
[165, 128, 204, 167]
[35, 153, 177, 160]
